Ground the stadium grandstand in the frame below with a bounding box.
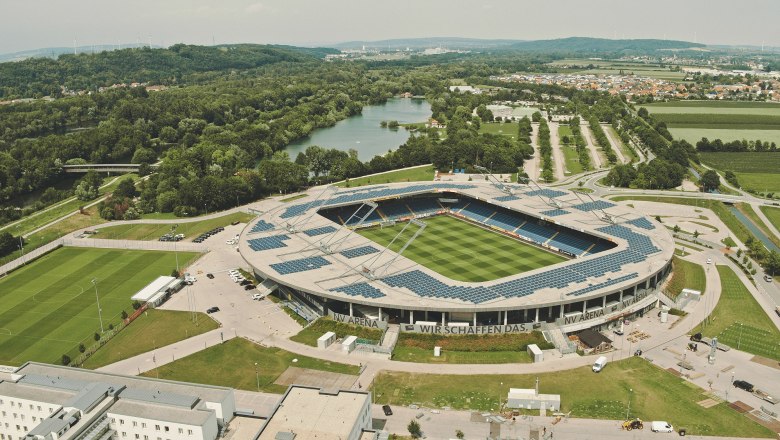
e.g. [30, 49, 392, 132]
[239, 181, 674, 334]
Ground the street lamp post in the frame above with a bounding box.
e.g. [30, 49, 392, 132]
[625, 388, 633, 419]
[16, 226, 25, 265]
[91, 278, 104, 333]
[254, 362, 260, 391]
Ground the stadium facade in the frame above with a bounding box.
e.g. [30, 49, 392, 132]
[240, 182, 674, 335]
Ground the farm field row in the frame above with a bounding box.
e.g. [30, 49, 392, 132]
[699, 152, 780, 193]
[654, 113, 780, 129]
[669, 128, 780, 146]
[645, 100, 780, 108]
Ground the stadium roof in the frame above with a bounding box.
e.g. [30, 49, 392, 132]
[240, 181, 674, 312]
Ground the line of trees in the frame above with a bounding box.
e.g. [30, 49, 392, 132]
[587, 116, 618, 164]
[567, 117, 591, 170]
[537, 119, 554, 182]
[695, 137, 779, 153]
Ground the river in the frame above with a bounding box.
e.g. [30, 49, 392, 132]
[285, 98, 432, 161]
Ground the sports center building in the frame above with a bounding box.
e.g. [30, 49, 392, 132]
[239, 181, 675, 336]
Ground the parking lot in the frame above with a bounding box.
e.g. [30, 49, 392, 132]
[159, 223, 301, 342]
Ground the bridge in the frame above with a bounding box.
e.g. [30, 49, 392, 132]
[62, 163, 158, 173]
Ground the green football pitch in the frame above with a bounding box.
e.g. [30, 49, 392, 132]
[0, 247, 199, 366]
[357, 215, 566, 282]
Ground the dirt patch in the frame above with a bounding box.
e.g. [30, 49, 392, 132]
[274, 366, 357, 390]
[729, 401, 753, 413]
[750, 355, 780, 371]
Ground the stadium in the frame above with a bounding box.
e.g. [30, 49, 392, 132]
[239, 180, 675, 336]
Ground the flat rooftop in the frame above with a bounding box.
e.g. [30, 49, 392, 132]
[0, 380, 76, 406]
[258, 387, 368, 440]
[108, 399, 212, 426]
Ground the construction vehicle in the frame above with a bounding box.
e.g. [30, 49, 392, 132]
[622, 418, 644, 430]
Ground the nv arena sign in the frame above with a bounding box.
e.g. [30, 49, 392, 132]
[328, 311, 388, 329]
[402, 323, 531, 335]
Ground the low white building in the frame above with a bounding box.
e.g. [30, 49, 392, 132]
[131, 276, 183, 308]
[0, 362, 235, 440]
[256, 386, 374, 440]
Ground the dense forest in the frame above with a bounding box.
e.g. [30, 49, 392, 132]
[0, 43, 691, 228]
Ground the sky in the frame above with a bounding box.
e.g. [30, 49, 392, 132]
[2, 0, 779, 54]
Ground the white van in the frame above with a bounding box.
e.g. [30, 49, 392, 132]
[592, 356, 608, 373]
[651, 421, 674, 433]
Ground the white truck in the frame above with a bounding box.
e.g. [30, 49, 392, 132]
[650, 421, 674, 433]
[592, 356, 607, 372]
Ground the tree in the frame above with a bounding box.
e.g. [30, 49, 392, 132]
[765, 250, 780, 276]
[700, 170, 720, 192]
[78, 343, 86, 353]
[407, 420, 422, 439]
[121, 310, 128, 320]
[455, 430, 465, 439]
[75, 170, 102, 201]
[94, 332, 101, 341]
[61, 354, 71, 366]
[673, 225, 680, 234]
[113, 177, 138, 199]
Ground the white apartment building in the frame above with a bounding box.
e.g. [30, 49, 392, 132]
[0, 363, 235, 440]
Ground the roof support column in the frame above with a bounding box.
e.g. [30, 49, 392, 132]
[534, 308, 539, 323]
[442, 312, 446, 325]
[473, 312, 477, 326]
[409, 310, 414, 324]
[349, 302, 353, 317]
[503, 310, 508, 325]
[378, 307, 382, 321]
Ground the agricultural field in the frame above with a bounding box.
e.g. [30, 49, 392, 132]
[548, 59, 687, 81]
[644, 101, 780, 147]
[0, 247, 200, 366]
[700, 152, 780, 193]
[372, 357, 774, 438]
[337, 165, 435, 188]
[93, 212, 254, 241]
[702, 266, 780, 361]
[358, 215, 566, 282]
[142, 338, 359, 393]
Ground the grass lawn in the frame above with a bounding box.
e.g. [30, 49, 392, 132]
[392, 331, 550, 364]
[290, 317, 384, 346]
[669, 128, 780, 147]
[337, 165, 436, 188]
[560, 145, 584, 174]
[609, 196, 753, 245]
[82, 309, 218, 369]
[94, 212, 254, 241]
[760, 205, 780, 231]
[701, 265, 780, 360]
[0, 206, 107, 266]
[371, 357, 773, 438]
[664, 257, 706, 299]
[0, 247, 200, 366]
[357, 215, 566, 282]
[479, 122, 519, 137]
[141, 338, 359, 393]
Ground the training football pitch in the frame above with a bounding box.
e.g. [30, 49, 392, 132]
[358, 215, 566, 282]
[0, 247, 199, 366]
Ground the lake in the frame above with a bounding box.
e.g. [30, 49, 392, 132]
[285, 98, 432, 161]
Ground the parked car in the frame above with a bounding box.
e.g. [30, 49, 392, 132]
[733, 380, 754, 392]
[244, 284, 256, 290]
[706, 258, 712, 265]
[206, 273, 214, 279]
[240, 279, 252, 286]
[765, 274, 774, 282]
[382, 405, 393, 416]
[252, 293, 264, 300]
[206, 306, 220, 314]
[650, 421, 674, 433]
